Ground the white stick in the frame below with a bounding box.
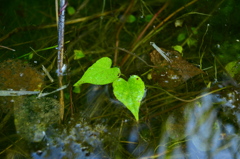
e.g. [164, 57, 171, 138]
[37, 84, 68, 98]
[0, 90, 40, 96]
[150, 42, 171, 62]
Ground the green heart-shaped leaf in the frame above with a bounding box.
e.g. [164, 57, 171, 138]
[113, 75, 145, 121]
[73, 57, 120, 87]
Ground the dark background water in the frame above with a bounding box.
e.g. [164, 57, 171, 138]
[1, 0, 240, 158]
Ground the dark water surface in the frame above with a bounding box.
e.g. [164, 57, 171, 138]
[1, 0, 240, 158]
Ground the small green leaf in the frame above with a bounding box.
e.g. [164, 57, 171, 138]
[144, 14, 153, 22]
[28, 52, 33, 60]
[177, 33, 186, 42]
[73, 57, 120, 87]
[187, 38, 197, 47]
[191, 27, 198, 35]
[172, 45, 183, 54]
[74, 50, 85, 60]
[113, 75, 145, 121]
[67, 6, 76, 16]
[126, 15, 136, 23]
[225, 61, 240, 77]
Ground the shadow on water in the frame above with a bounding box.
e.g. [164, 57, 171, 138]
[1, 0, 240, 158]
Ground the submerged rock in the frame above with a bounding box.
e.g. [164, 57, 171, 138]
[0, 59, 45, 113]
[14, 96, 60, 142]
[2, 117, 118, 159]
[30, 118, 116, 159]
[11, 95, 117, 158]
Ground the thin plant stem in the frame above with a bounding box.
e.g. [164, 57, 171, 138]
[132, 2, 169, 48]
[55, 0, 59, 27]
[114, 0, 135, 66]
[119, 1, 169, 66]
[155, 0, 200, 31]
[114, 47, 156, 67]
[135, 0, 200, 50]
[0, 10, 116, 43]
[0, 45, 15, 51]
[120, 0, 200, 67]
[181, 0, 225, 47]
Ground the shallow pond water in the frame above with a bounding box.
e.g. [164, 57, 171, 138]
[1, 0, 240, 158]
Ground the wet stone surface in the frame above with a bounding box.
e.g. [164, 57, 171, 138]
[0, 59, 45, 113]
[11, 95, 117, 158]
[31, 119, 115, 159]
[14, 96, 60, 142]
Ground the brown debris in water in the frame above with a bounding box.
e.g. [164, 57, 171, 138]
[0, 59, 45, 112]
[150, 48, 204, 88]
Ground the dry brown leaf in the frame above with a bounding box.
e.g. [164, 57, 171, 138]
[150, 48, 204, 88]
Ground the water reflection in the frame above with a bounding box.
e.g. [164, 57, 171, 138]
[156, 86, 240, 159]
[120, 84, 240, 159]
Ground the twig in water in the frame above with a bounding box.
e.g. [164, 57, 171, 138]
[0, 90, 40, 96]
[42, 65, 54, 83]
[57, 0, 67, 121]
[114, 0, 136, 66]
[37, 85, 68, 98]
[0, 45, 15, 51]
